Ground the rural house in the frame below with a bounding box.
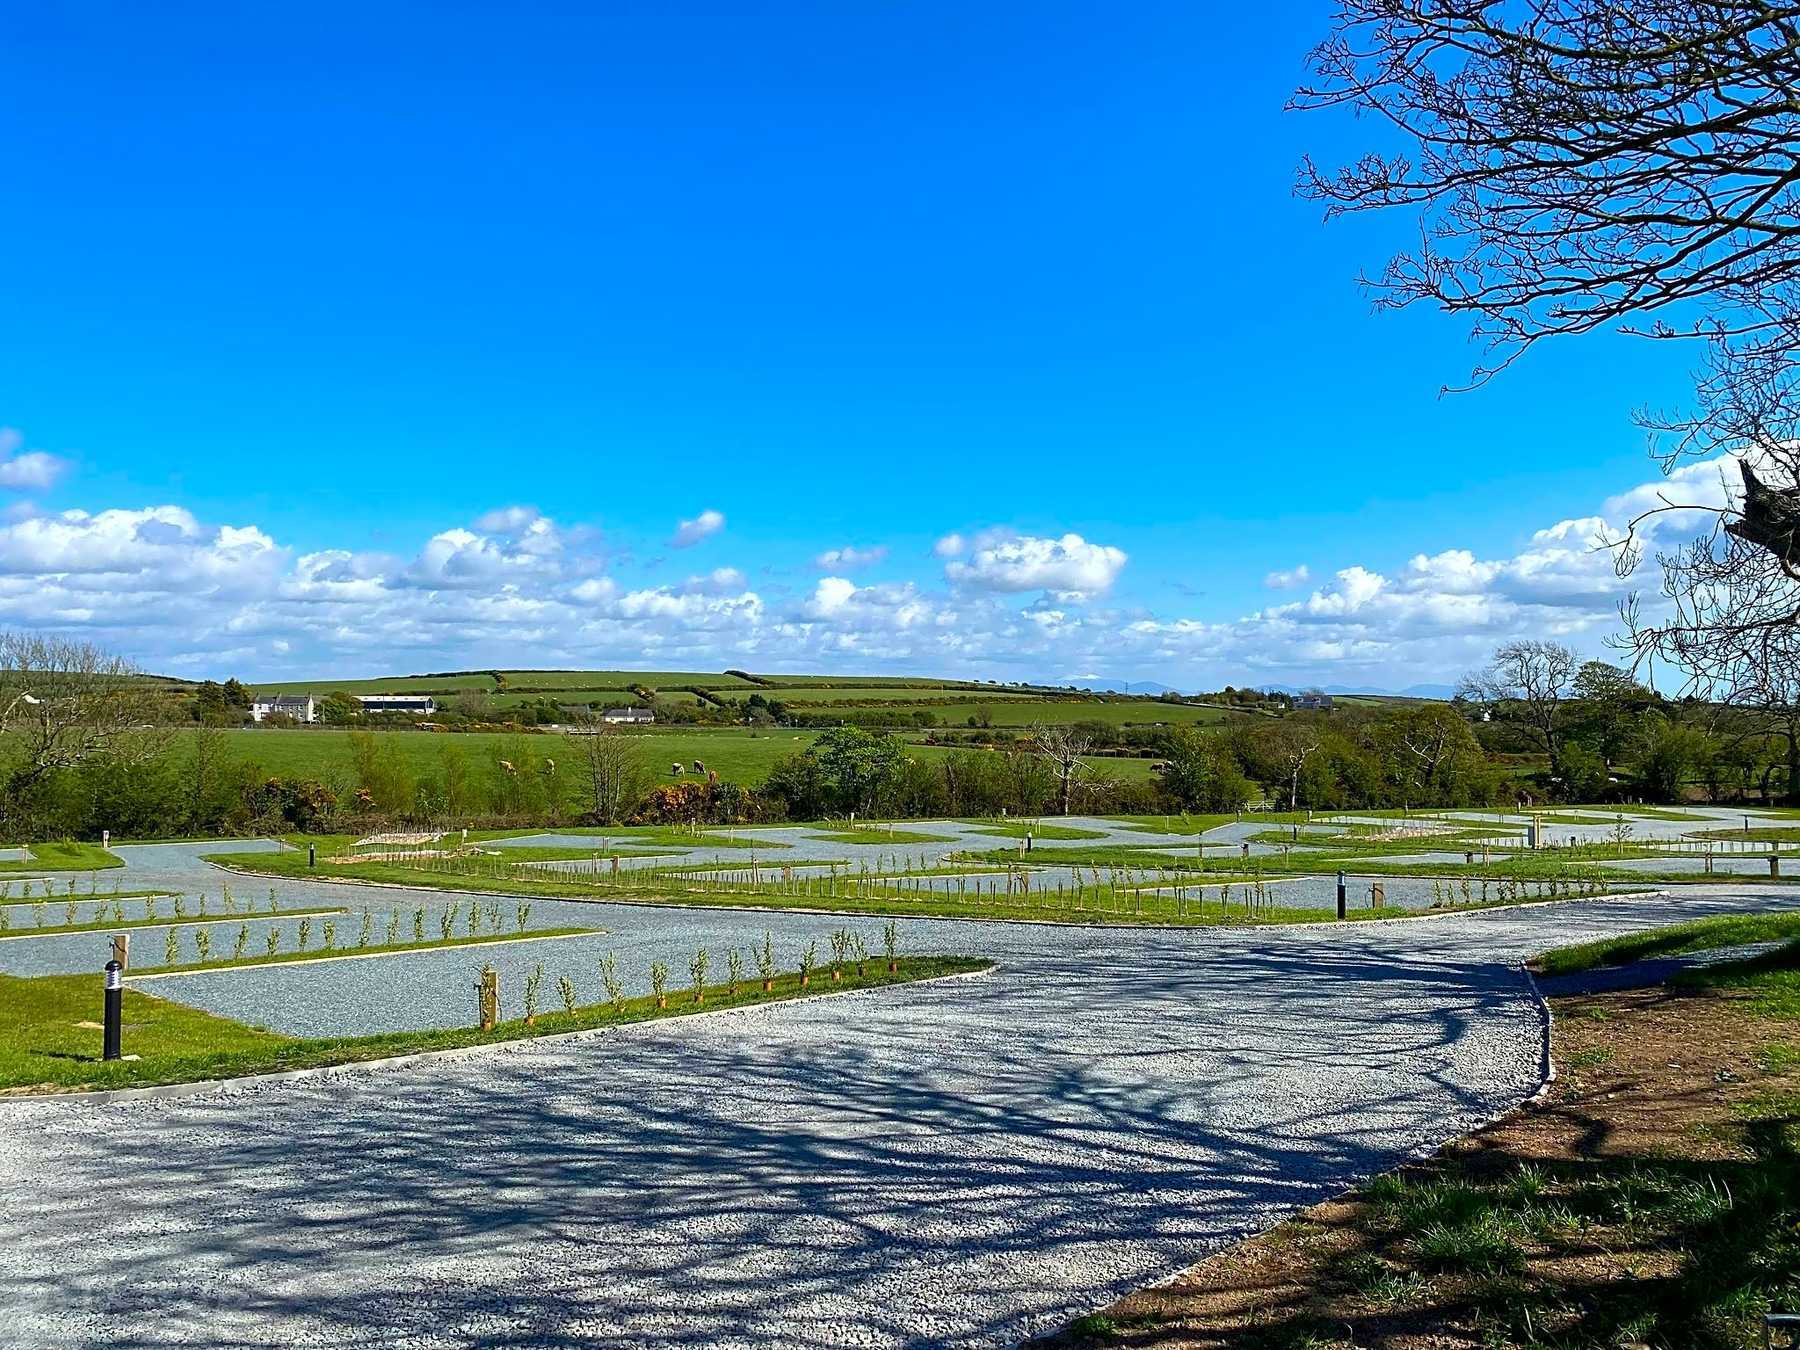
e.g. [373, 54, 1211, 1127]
[603, 706, 654, 724]
[250, 694, 319, 723]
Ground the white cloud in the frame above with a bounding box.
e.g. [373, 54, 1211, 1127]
[944, 530, 1127, 599]
[1264, 564, 1310, 589]
[814, 544, 887, 571]
[0, 446, 1756, 688]
[473, 505, 540, 534]
[670, 509, 725, 548]
[0, 427, 71, 491]
[681, 567, 748, 595]
[932, 533, 966, 559]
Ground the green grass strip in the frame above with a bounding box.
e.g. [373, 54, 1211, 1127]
[0, 955, 988, 1093]
[0, 906, 347, 941]
[1534, 913, 1800, 977]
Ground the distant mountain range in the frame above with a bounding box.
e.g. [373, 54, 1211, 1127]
[1064, 679, 1181, 696]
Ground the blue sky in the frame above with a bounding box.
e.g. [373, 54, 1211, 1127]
[0, 1, 1712, 687]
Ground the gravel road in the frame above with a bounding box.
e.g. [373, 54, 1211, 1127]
[5, 836, 1800, 1348]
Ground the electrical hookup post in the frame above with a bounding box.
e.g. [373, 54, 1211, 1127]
[1336, 870, 1347, 921]
[102, 959, 123, 1060]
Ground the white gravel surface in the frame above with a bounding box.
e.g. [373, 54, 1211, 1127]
[3, 836, 1800, 1347]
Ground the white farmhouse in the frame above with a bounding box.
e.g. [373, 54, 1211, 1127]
[250, 694, 319, 724]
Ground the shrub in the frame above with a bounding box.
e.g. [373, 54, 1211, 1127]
[883, 919, 898, 972]
[558, 975, 577, 1016]
[690, 947, 710, 1004]
[799, 939, 817, 988]
[650, 960, 669, 1009]
[601, 953, 622, 1011]
[757, 932, 776, 991]
[829, 929, 849, 981]
[524, 963, 544, 1024]
[233, 923, 249, 961]
[726, 947, 744, 995]
[165, 927, 178, 965]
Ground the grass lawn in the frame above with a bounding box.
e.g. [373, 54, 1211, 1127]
[215, 727, 820, 787]
[1534, 913, 1800, 977]
[1689, 826, 1800, 844]
[968, 821, 1109, 840]
[1047, 937, 1800, 1348]
[0, 955, 989, 1093]
[205, 845, 1587, 928]
[1, 904, 339, 942]
[804, 827, 961, 845]
[0, 842, 123, 873]
[135, 921, 595, 975]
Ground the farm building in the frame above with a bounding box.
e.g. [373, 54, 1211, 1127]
[603, 707, 654, 724]
[1291, 692, 1335, 711]
[250, 694, 319, 723]
[356, 694, 438, 715]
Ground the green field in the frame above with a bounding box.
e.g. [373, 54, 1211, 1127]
[242, 669, 1231, 730]
[212, 727, 1162, 788]
[219, 727, 822, 785]
[716, 685, 1047, 704]
[255, 669, 759, 696]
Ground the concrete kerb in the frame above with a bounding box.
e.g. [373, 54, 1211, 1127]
[0, 963, 999, 1108]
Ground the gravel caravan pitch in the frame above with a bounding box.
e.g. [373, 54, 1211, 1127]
[2, 827, 1799, 1345]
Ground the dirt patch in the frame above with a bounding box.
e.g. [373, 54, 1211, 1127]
[1035, 982, 1800, 1349]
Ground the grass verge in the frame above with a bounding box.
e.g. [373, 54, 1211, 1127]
[1037, 944, 1800, 1348]
[0, 955, 988, 1094]
[0, 842, 123, 874]
[1533, 912, 1800, 977]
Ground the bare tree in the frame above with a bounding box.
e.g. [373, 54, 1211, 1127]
[1028, 724, 1093, 817]
[570, 718, 648, 825]
[1267, 720, 1324, 812]
[1295, 2, 1800, 388]
[1296, 3, 1800, 671]
[0, 632, 168, 830]
[1458, 640, 1577, 767]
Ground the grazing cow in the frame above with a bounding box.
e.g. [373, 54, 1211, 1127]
[671, 763, 684, 776]
[692, 759, 705, 774]
[499, 759, 517, 776]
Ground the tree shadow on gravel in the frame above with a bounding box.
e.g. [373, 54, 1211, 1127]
[0, 939, 1546, 1347]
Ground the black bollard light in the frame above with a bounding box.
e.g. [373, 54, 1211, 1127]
[1336, 870, 1347, 921]
[102, 959, 123, 1061]
[308, 842, 317, 869]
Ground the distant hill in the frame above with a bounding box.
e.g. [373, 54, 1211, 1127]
[1064, 678, 1180, 696]
[1259, 682, 1455, 700]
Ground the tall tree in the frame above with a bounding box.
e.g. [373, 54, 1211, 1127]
[0, 632, 168, 832]
[570, 719, 647, 825]
[1028, 723, 1095, 817]
[1459, 641, 1578, 769]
